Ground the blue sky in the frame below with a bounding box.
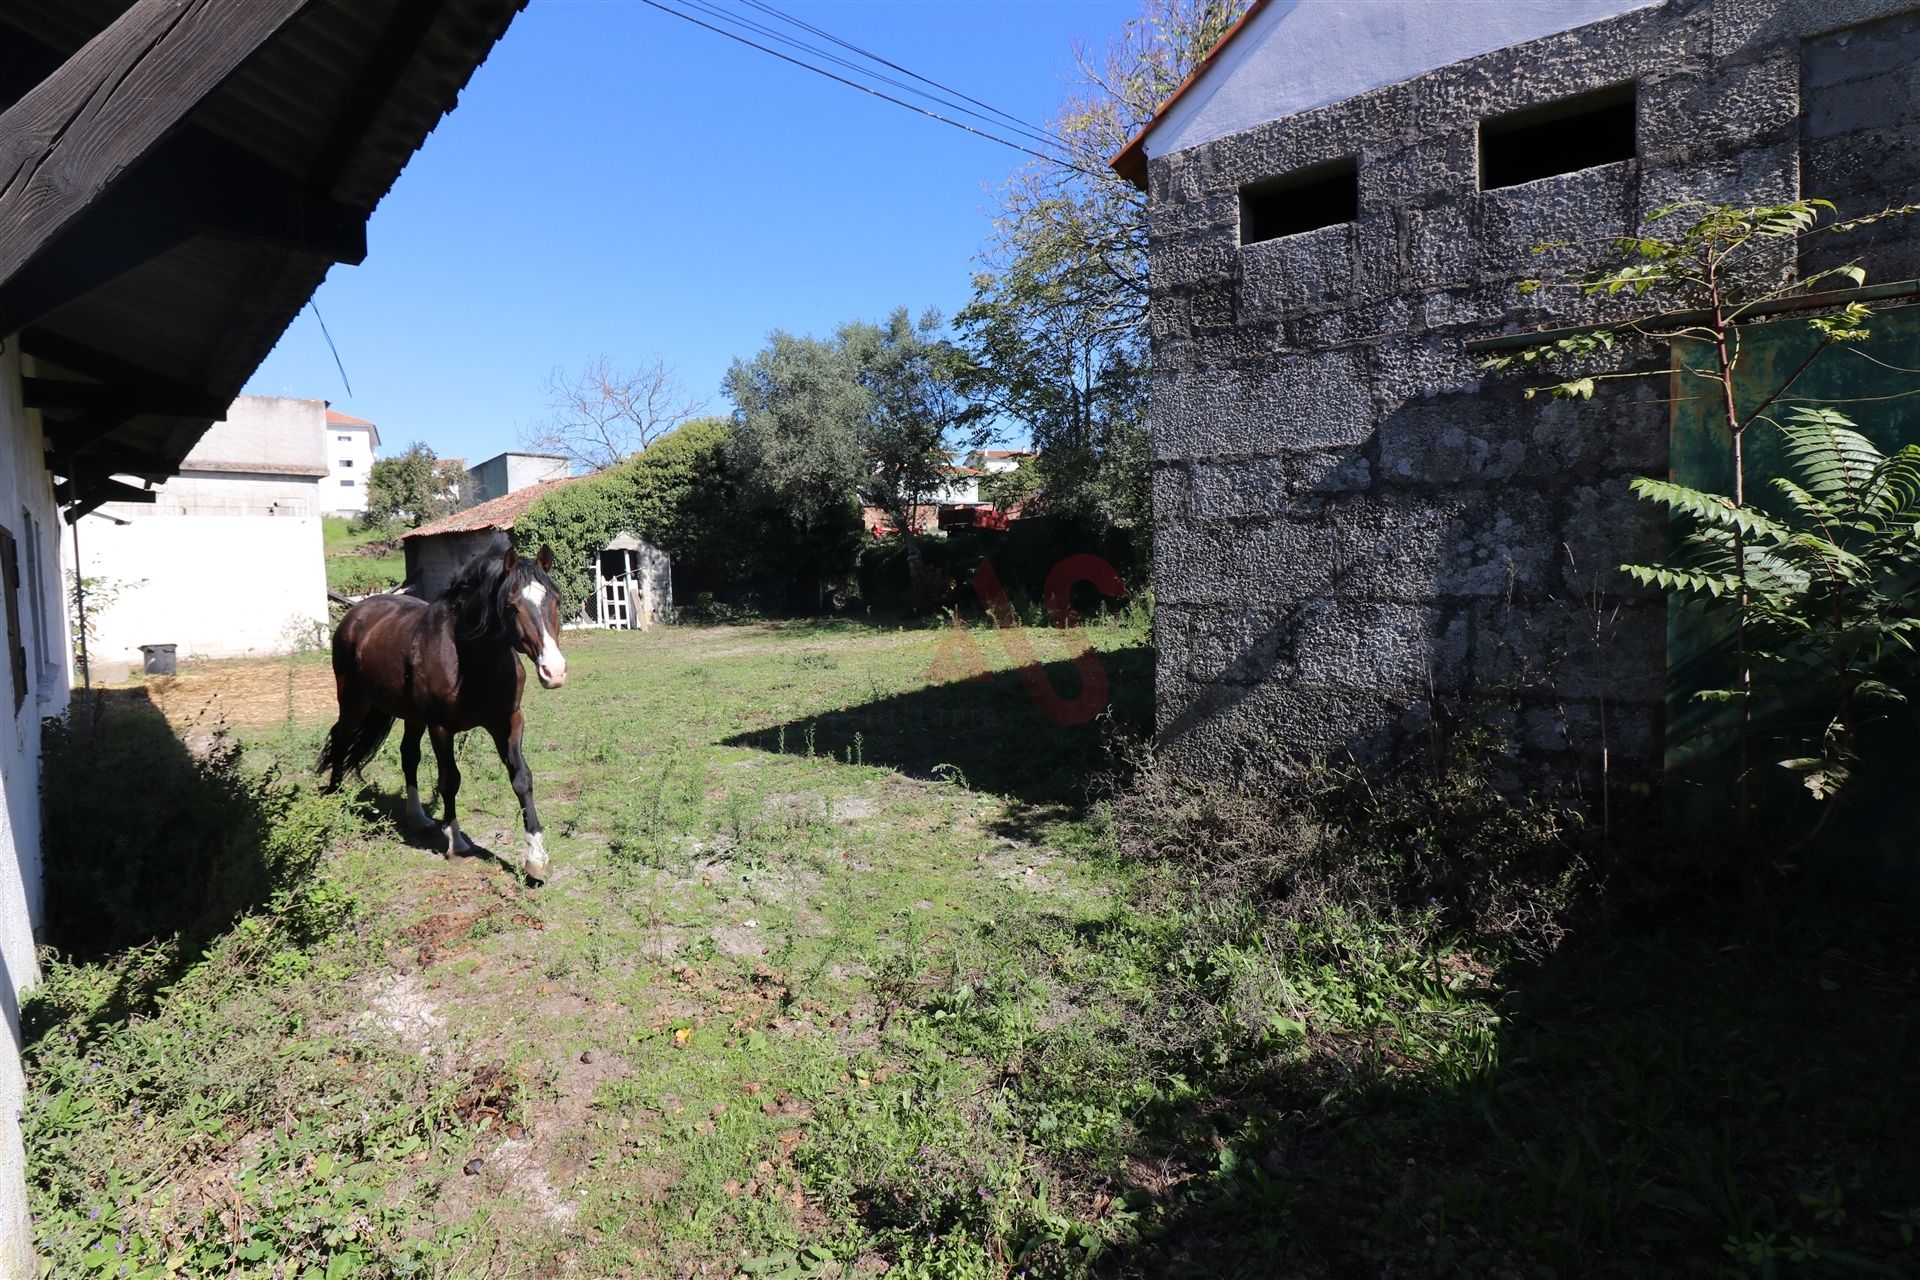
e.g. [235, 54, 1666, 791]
[244, 0, 1137, 466]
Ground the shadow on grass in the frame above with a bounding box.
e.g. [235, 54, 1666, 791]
[722, 643, 1155, 815]
[26, 690, 340, 1050]
[1087, 891, 1920, 1277]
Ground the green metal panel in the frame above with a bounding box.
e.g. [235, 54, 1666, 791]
[1668, 303, 1920, 894]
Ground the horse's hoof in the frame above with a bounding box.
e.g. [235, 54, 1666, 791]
[523, 833, 550, 884]
[445, 824, 474, 857]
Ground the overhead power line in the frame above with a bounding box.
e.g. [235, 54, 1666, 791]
[636, 0, 1101, 178]
[674, 0, 1068, 151]
[739, 0, 1064, 145]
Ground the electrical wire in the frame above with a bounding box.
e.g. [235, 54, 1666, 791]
[738, 0, 1070, 147]
[673, 0, 1068, 151]
[636, 0, 1102, 177]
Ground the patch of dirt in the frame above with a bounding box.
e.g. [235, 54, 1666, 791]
[710, 922, 767, 958]
[830, 796, 879, 822]
[137, 660, 337, 730]
[363, 972, 443, 1050]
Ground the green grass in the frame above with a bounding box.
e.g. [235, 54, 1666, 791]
[23, 617, 1919, 1279]
[323, 515, 405, 594]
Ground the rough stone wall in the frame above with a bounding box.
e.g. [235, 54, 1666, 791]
[1147, 0, 1920, 786]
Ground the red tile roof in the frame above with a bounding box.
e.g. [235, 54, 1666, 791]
[1110, 0, 1272, 189]
[326, 409, 375, 427]
[400, 475, 583, 540]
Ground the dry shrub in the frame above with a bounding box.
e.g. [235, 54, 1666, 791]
[1110, 732, 1592, 959]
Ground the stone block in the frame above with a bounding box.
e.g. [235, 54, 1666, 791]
[1238, 222, 1356, 318]
[1155, 235, 1238, 288]
[1365, 130, 1479, 208]
[1476, 164, 1636, 280]
[1803, 8, 1920, 90]
[1291, 296, 1415, 349]
[1151, 462, 1191, 523]
[1654, 142, 1799, 224]
[1291, 599, 1467, 692]
[1639, 55, 1800, 161]
[1378, 396, 1529, 484]
[1191, 456, 1291, 520]
[1151, 349, 1374, 461]
[1350, 212, 1405, 301]
[1405, 203, 1477, 290]
[1151, 518, 1340, 608]
[1372, 333, 1488, 405]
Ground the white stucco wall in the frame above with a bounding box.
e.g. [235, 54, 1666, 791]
[69, 514, 329, 679]
[324, 420, 376, 516]
[1144, 0, 1659, 163]
[0, 344, 70, 1279]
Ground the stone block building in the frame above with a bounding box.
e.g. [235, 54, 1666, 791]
[1113, 0, 1920, 788]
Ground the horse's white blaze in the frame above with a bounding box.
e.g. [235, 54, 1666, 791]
[405, 785, 431, 829]
[524, 831, 550, 881]
[520, 580, 567, 687]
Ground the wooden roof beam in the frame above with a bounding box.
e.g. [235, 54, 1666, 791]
[23, 377, 225, 419]
[19, 328, 227, 417]
[0, 0, 317, 297]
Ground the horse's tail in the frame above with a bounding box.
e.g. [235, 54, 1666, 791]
[318, 711, 396, 790]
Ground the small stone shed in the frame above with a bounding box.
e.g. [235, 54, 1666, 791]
[1113, 0, 1920, 784]
[401, 479, 672, 628]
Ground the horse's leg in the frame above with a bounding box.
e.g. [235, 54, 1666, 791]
[400, 720, 434, 831]
[429, 725, 472, 856]
[321, 686, 371, 794]
[488, 711, 548, 882]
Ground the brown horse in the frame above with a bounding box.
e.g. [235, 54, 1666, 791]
[319, 544, 568, 881]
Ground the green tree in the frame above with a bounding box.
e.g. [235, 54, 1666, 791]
[724, 330, 866, 532]
[955, 0, 1244, 531]
[844, 308, 971, 573]
[1483, 197, 1919, 833]
[725, 310, 967, 595]
[363, 442, 461, 530]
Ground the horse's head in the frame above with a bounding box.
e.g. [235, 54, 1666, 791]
[503, 545, 567, 689]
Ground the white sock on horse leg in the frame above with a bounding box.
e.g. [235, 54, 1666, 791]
[444, 819, 471, 856]
[524, 831, 550, 882]
[406, 786, 430, 828]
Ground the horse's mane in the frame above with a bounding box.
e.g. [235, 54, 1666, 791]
[440, 547, 555, 641]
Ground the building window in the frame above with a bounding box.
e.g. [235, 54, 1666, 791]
[1240, 157, 1358, 245]
[338, 434, 353, 443]
[1, 525, 24, 714]
[341, 479, 356, 488]
[1479, 83, 1636, 190]
[20, 511, 52, 683]
[341, 458, 354, 468]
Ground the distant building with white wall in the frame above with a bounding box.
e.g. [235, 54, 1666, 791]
[68, 395, 331, 680]
[323, 409, 380, 515]
[465, 451, 569, 506]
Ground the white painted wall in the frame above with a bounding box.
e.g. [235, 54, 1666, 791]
[1144, 0, 1658, 163]
[0, 344, 71, 1280]
[67, 396, 331, 678]
[69, 515, 329, 679]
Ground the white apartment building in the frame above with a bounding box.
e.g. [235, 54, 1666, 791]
[324, 408, 380, 515]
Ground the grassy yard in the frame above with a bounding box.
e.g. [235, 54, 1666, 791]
[22, 619, 1920, 1279]
[324, 515, 406, 595]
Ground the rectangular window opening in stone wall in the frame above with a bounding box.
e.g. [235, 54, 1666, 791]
[1479, 81, 1636, 190]
[1239, 156, 1358, 245]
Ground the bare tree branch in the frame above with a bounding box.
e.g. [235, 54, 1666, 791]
[522, 353, 709, 471]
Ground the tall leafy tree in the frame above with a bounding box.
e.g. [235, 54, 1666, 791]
[956, 0, 1244, 531]
[844, 308, 971, 572]
[363, 442, 463, 530]
[725, 309, 968, 586]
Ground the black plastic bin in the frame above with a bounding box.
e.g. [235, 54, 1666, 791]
[139, 644, 176, 676]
